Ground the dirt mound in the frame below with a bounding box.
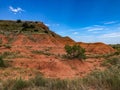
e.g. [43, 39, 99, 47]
[78, 42, 115, 54]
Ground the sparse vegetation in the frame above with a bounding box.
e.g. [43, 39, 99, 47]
[12, 78, 30, 90]
[3, 44, 12, 49]
[102, 56, 120, 66]
[31, 50, 52, 56]
[22, 22, 29, 28]
[0, 20, 52, 34]
[1, 51, 18, 59]
[64, 44, 86, 60]
[0, 56, 5, 67]
[110, 44, 120, 55]
[31, 75, 47, 87]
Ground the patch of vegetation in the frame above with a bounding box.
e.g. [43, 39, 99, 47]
[110, 44, 120, 55]
[84, 65, 120, 90]
[3, 44, 12, 49]
[101, 56, 120, 66]
[0, 56, 5, 67]
[3, 78, 30, 90]
[1, 51, 20, 59]
[0, 20, 62, 38]
[16, 19, 22, 23]
[22, 22, 29, 28]
[0, 38, 3, 44]
[64, 44, 86, 60]
[31, 50, 52, 56]
[12, 78, 30, 90]
[27, 35, 37, 42]
[31, 75, 47, 87]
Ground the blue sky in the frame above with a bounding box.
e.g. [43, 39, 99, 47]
[0, 0, 120, 44]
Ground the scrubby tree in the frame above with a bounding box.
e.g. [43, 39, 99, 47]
[16, 19, 22, 23]
[22, 22, 29, 28]
[64, 44, 86, 60]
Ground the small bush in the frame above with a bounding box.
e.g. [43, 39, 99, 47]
[30, 25, 35, 28]
[0, 56, 5, 67]
[35, 21, 38, 23]
[22, 22, 29, 28]
[44, 30, 48, 34]
[32, 75, 46, 87]
[64, 44, 86, 60]
[16, 19, 21, 23]
[12, 78, 29, 90]
[34, 29, 39, 32]
[53, 79, 68, 89]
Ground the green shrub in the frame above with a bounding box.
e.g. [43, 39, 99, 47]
[64, 44, 86, 60]
[12, 78, 29, 90]
[53, 79, 68, 89]
[22, 22, 29, 28]
[16, 19, 21, 23]
[30, 25, 35, 28]
[0, 56, 5, 67]
[32, 75, 46, 87]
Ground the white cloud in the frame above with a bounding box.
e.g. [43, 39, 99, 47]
[104, 21, 117, 25]
[9, 6, 24, 14]
[100, 32, 120, 38]
[83, 25, 105, 32]
[88, 27, 104, 31]
[73, 32, 79, 35]
[45, 24, 50, 27]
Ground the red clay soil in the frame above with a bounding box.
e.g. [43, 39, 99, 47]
[0, 34, 115, 79]
[11, 56, 104, 79]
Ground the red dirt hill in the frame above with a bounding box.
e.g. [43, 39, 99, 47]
[0, 20, 116, 79]
[77, 42, 115, 54]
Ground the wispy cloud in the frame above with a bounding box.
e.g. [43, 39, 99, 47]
[100, 32, 120, 38]
[88, 27, 104, 31]
[84, 25, 105, 32]
[73, 32, 79, 35]
[9, 6, 24, 14]
[104, 21, 117, 25]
